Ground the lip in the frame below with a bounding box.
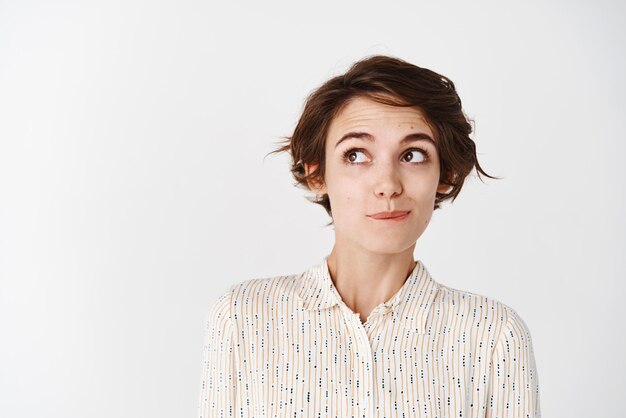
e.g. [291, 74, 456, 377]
[368, 210, 411, 221]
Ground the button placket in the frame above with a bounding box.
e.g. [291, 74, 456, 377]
[350, 311, 374, 418]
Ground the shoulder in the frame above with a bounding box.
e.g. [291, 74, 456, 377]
[234, 272, 303, 301]
[435, 282, 511, 318]
[212, 271, 306, 318]
[434, 283, 533, 345]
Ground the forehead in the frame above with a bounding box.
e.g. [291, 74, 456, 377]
[329, 96, 433, 135]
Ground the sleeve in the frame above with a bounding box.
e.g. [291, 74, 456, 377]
[486, 306, 541, 418]
[198, 286, 237, 418]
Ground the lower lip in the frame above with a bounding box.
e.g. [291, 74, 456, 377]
[369, 212, 410, 222]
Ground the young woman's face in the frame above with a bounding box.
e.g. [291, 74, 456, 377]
[305, 96, 450, 254]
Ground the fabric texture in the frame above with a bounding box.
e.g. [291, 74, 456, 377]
[198, 255, 541, 418]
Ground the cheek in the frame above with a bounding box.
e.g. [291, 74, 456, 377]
[412, 172, 440, 198]
[330, 182, 355, 207]
[406, 182, 438, 219]
[327, 180, 366, 217]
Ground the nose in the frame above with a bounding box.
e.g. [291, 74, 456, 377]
[373, 162, 403, 200]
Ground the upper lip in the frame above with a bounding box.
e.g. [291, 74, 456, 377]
[368, 210, 410, 219]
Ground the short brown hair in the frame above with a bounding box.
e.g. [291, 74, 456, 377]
[267, 55, 499, 225]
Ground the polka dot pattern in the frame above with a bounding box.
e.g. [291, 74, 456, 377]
[198, 256, 541, 417]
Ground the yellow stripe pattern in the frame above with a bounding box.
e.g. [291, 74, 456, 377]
[198, 256, 541, 417]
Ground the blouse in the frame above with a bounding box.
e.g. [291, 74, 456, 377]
[198, 255, 541, 418]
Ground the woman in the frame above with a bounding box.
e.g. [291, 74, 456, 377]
[198, 55, 541, 418]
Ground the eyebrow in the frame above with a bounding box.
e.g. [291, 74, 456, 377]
[334, 131, 436, 149]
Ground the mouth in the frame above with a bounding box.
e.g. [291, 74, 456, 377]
[367, 211, 411, 221]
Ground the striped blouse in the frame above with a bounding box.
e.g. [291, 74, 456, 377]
[198, 255, 541, 418]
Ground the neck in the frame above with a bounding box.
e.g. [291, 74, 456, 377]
[325, 244, 417, 319]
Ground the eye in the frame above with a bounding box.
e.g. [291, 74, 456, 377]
[403, 147, 430, 164]
[342, 148, 368, 164]
[341, 147, 431, 165]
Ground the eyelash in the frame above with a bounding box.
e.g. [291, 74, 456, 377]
[341, 147, 431, 165]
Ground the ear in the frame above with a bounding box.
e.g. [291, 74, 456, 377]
[437, 171, 456, 195]
[303, 162, 327, 195]
[437, 182, 452, 194]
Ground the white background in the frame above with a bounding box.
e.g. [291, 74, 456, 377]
[1, 1, 624, 417]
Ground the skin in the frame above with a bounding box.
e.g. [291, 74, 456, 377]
[304, 96, 452, 325]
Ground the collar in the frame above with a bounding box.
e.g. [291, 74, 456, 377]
[297, 255, 440, 335]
